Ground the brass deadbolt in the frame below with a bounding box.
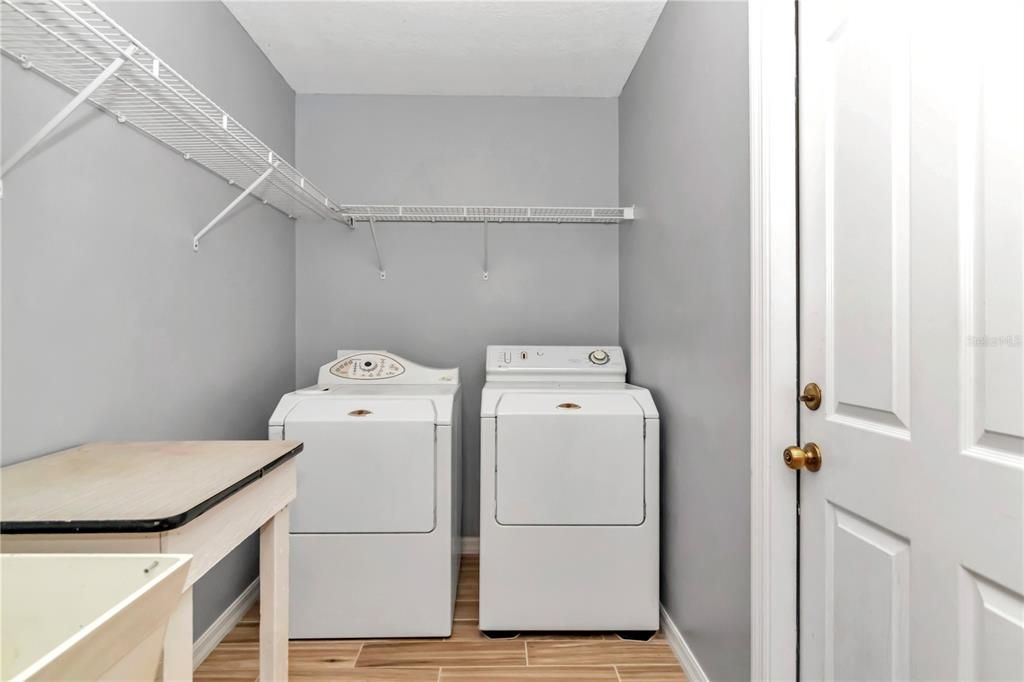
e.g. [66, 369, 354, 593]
[783, 442, 823, 472]
[799, 383, 822, 411]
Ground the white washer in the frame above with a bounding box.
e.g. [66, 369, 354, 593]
[479, 345, 659, 633]
[269, 351, 461, 638]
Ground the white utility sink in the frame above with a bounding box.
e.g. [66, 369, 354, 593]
[1, 553, 190, 682]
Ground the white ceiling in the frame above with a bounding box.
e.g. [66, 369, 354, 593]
[224, 1, 666, 97]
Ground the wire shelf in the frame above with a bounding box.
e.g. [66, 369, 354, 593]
[1, 0, 635, 257]
[338, 205, 635, 224]
[1, 0, 345, 225]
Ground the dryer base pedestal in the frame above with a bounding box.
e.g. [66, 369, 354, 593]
[478, 524, 659, 632]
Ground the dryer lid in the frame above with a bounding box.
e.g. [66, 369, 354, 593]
[495, 392, 644, 417]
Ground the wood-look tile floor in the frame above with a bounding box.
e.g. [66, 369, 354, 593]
[196, 555, 684, 682]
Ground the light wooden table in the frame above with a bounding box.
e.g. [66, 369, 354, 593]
[1, 440, 303, 682]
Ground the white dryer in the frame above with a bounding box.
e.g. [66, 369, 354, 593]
[269, 351, 461, 638]
[479, 346, 659, 634]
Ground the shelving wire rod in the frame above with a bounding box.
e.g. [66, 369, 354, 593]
[368, 216, 386, 280]
[1, 44, 136, 179]
[482, 218, 489, 281]
[193, 162, 277, 251]
[336, 205, 634, 224]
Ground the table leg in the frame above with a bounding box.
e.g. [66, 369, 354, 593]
[260, 506, 289, 681]
[162, 587, 193, 681]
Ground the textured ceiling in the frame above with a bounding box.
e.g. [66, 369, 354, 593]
[224, 1, 666, 97]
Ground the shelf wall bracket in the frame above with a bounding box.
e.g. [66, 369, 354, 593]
[482, 218, 490, 280]
[368, 216, 386, 279]
[193, 160, 277, 251]
[1, 44, 137, 181]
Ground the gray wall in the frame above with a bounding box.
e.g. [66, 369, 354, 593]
[1, 1, 296, 638]
[295, 95, 620, 535]
[619, 2, 751, 680]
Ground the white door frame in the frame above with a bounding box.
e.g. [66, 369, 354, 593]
[749, 0, 798, 680]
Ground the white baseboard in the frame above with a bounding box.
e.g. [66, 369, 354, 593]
[461, 536, 479, 555]
[193, 579, 259, 670]
[660, 604, 710, 682]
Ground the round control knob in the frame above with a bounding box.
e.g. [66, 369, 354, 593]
[359, 359, 379, 372]
[588, 349, 610, 365]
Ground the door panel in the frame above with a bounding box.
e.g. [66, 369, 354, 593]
[827, 505, 910, 681]
[826, 5, 911, 434]
[961, 6, 1024, 458]
[959, 568, 1024, 682]
[799, 1, 1023, 679]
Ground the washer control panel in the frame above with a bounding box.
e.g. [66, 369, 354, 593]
[486, 346, 626, 382]
[330, 352, 406, 380]
[316, 351, 458, 386]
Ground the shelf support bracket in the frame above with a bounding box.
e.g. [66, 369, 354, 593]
[482, 218, 490, 280]
[1, 46, 137, 180]
[193, 162, 277, 251]
[368, 216, 386, 279]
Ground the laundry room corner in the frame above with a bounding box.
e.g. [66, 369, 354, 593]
[293, 95, 622, 537]
[619, 2, 753, 681]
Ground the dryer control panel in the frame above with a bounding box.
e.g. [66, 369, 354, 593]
[486, 346, 626, 382]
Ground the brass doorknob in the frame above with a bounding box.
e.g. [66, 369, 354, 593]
[783, 443, 822, 472]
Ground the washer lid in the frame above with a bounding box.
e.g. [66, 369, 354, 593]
[285, 397, 437, 423]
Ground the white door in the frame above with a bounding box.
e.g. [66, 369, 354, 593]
[798, 1, 1023, 679]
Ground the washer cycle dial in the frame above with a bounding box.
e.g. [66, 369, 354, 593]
[588, 349, 610, 365]
[329, 353, 406, 380]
